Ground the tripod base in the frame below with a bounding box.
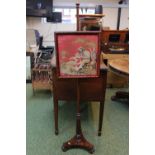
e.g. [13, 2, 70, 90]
[62, 133, 95, 154]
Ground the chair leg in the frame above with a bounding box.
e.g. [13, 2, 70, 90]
[33, 88, 35, 96]
[98, 101, 104, 136]
[54, 98, 58, 135]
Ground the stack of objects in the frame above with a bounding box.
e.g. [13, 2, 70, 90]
[31, 50, 53, 94]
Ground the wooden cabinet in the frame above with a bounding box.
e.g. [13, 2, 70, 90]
[77, 14, 104, 31]
[101, 30, 129, 54]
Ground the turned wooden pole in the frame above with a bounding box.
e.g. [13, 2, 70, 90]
[76, 79, 82, 135]
[76, 3, 80, 31]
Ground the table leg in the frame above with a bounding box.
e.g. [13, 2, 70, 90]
[98, 101, 104, 136]
[54, 98, 58, 135]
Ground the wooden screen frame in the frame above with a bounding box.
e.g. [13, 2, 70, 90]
[55, 31, 101, 78]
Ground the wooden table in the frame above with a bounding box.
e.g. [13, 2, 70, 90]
[108, 58, 129, 102]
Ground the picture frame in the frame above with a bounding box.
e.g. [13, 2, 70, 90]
[55, 31, 100, 78]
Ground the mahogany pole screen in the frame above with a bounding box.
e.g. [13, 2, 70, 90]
[55, 32, 101, 78]
[54, 31, 101, 153]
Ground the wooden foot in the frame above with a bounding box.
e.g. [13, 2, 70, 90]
[111, 91, 129, 103]
[55, 130, 58, 135]
[62, 133, 94, 154]
[33, 88, 35, 96]
[98, 131, 101, 136]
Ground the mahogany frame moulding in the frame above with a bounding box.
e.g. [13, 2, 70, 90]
[54, 31, 101, 79]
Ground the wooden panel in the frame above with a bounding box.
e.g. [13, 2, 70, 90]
[52, 67, 107, 101]
[79, 72, 107, 101]
[52, 68, 77, 100]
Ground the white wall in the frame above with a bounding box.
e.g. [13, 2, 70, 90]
[26, 7, 129, 46]
[103, 8, 118, 30]
[120, 8, 129, 30]
[103, 7, 129, 30]
[53, 0, 126, 7]
[26, 0, 129, 46]
[26, 17, 76, 46]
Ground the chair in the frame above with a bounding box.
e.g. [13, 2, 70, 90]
[52, 32, 108, 137]
[26, 29, 54, 54]
[26, 29, 54, 93]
